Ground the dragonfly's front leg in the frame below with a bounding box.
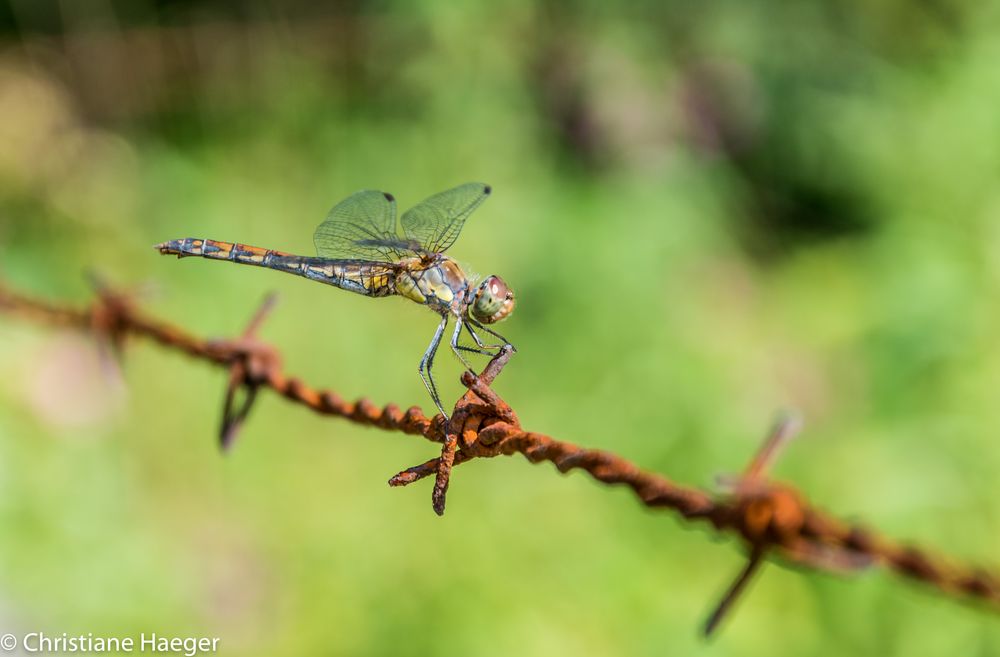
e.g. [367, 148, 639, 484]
[455, 321, 500, 358]
[419, 316, 449, 418]
[467, 317, 514, 352]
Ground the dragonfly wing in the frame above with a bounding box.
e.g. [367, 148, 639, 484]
[314, 190, 416, 261]
[400, 182, 491, 255]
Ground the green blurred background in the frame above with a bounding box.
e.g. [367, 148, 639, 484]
[1, 1, 999, 654]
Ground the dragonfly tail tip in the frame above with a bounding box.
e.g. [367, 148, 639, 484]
[153, 241, 179, 256]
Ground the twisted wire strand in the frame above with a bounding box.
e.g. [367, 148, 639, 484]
[2, 281, 998, 633]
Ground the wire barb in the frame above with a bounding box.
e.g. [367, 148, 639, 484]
[218, 293, 279, 450]
[2, 280, 999, 634]
[703, 413, 805, 636]
[425, 344, 517, 515]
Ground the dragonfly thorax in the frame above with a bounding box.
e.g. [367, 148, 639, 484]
[394, 256, 471, 315]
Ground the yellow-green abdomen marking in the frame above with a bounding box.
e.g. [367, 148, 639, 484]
[298, 260, 396, 297]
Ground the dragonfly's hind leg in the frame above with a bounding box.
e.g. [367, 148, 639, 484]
[419, 316, 449, 418]
[449, 316, 479, 376]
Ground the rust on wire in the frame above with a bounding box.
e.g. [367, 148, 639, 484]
[2, 280, 1000, 634]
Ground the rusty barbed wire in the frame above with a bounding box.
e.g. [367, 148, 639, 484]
[2, 280, 999, 634]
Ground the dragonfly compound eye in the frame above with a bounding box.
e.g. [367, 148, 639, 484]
[471, 275, 515, 324]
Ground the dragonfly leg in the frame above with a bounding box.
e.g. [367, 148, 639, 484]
[419, 316, 449, 418]
[460, 321, 503, 356]
[449, 316, 479, 376]
[454, 344, 496, 358]
[467, 317, 514, 352]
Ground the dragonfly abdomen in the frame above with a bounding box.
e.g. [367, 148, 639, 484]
[155, 238, 397, 298]
[156, 238, 289, 265]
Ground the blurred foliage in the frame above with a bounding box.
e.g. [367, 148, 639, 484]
[1, 1, 1000, 655]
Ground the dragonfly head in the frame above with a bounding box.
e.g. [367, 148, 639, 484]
[469, 275, 515, 324]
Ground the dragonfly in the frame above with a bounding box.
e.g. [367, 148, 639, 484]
[155, 182, 515, 418]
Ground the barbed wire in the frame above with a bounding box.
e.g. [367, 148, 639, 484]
[1, 280, 998, 635]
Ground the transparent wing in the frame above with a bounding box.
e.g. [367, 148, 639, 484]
[400, 182, 491, 255]
[314, 190, 417, 261]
